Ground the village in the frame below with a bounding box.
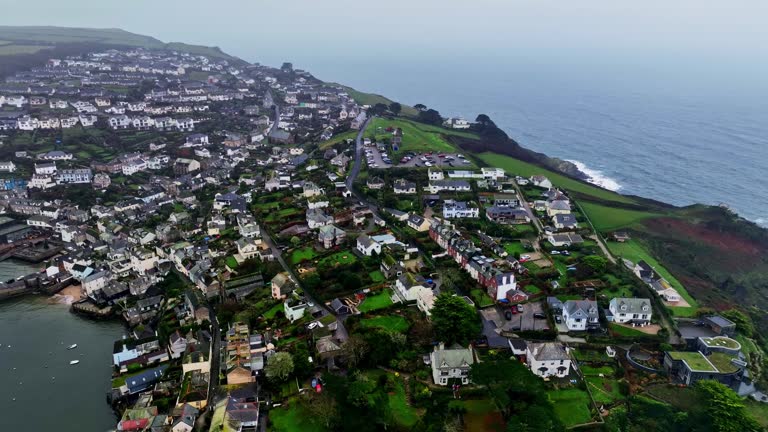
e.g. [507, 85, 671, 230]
[0, 46, 764, 432]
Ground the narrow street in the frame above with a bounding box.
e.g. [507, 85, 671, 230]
[345, 117, 381, 217]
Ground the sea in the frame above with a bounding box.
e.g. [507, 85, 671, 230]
[0, 260, 124, 432]
[290, 57, 768, 227]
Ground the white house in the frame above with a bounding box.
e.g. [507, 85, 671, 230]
[562, 300, 600, 331]
[236, 238, 261, 260]
[356, 234, 382, 256]
[415, 287, 435, 316]
[530, 175, 553, 189]
[0, 161, 16, 173]
[393, 179, 417, 194]
[526, 342, 571, 378]
[430, 343, 475, 386]
[428, 168, 445, 181]
[442, 201, 479, 219]
[83, 270, 110, 297]
[607, 298, 652, 325]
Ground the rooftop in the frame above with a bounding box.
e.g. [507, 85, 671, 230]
[669, 351, 716, 372]
[700, 336, 740, 350]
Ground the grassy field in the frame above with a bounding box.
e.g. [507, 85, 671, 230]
[606, 239, 699, 316]
[503, 241, 528, 256]
[547, 388, 595, 427]
[578, 201, 662, 231]
[0, 44, 52, 55]
[270, 400, 325, 432]
[608, 323, 653, 338]
[290, 247, 318, 265]
[225, 256, 239, 269]
[318, 250, 358, 267]
[746, 399, 768, 429]
[333, 84, 419, 117]
[359, 315, 410, 332]
[388, 375, 420, 427]
[319, 130, 357, 150]
[263, 303, 284, 319]
[470, 289, 495, 308]
[585, 376, 624, 405]
[368, 270, 386, 283]
[367, 117, 477, 158]
[358, 289, 393, 312]
[478, 153, 638, 204]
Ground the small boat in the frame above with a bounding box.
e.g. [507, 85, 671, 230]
[69, 360, 79, 365]
[67, 344, 77, 350]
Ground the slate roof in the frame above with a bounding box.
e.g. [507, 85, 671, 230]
[528, 342, 570, 361]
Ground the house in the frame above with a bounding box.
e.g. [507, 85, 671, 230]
[430, 343, 475, 386]
[443, 117, 471, 129]
[415, 287, 436, 316]
[562, 300, 600, 331]
[168, 331, 188, 360]
[546, 232, 584, 247]
[366, 176, 385, 190]
[607, 298, 652, 325]
[442, 201, 479, 219]
[171, 404, 199, 432]
[125, 365, 168, 395]
[356, 234, 382, 256]
[428, 168, 445, 181]
[236, 238, 260, 260]
[393, 179, 417, 194]
[485, 206, 529, 224]
[271, 272, 295, 299]
[526, 342, 572, 378]
[317, 224, 346, 249]
[426, 180, 471, 194]
[223, 387, 260, 432]
[702, 315, 737, 336]
[505, 289, 529, 304]
[394, 272, 429, 301]
[552, 213, 578, 230]
[0, 161, 16, 173]
[406, 214, 430, 232]
[284, 297, 309, 322]
[530, 175, 553, 189]
[663, 350, 747, 389]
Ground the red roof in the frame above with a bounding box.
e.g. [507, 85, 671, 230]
[119, 418, 150, 430]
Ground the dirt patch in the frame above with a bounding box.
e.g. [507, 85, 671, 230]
[614, 323, 661, 335]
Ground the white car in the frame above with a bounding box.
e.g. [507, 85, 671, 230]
[424, 162, 432, 167]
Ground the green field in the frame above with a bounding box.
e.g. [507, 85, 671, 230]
[0, 44, 51, 55]
[290, 247, 318, 265]
[388, 375, 420, 427]
[585, 376, 624, 405]
[333, 85, 419, 117]
[319, 130, 357, 150]
[609, 323, 654, 338]
[606, 239, 699, 316]
[367, 117, 477, 158]
[578, 201, 662, 231]
[318, 250, 358, 267]
[368, 271, 386, 283]
[270, 401, 325, 432]
[478, 153, 638, 204]
[548, 388, 595, 427]
[225, 256, 239, 269]
[746, 399, 768, 430]
[359, 315, 410, 332]
[503, 241, 528, 256]
[470, 289, 495, 308]
[358, 289, 393, 312]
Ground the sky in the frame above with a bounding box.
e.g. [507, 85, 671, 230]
[1, 0, 767, 70]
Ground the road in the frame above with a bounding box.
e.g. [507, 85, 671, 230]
[269, 105, 280, 135]
[207, 302, 221, 409]
[512, 182, 544, 235]
[345, 117, 380, 217]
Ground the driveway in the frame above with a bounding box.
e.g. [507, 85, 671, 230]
[498, 301, 550, 333]
[479, 308, 510, 348]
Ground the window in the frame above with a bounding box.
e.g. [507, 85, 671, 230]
[440, 371, 449, 376]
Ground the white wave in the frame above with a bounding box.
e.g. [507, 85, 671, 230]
[566, 159, 622, 191]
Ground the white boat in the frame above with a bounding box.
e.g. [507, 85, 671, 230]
[67, 344, 77, 350]
[69, 360, 79, 365]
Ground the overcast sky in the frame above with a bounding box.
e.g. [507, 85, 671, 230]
[1, 0, 767, 68]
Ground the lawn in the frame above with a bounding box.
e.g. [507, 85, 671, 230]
[609, 323, 653, 338]
[606, 239, 699, 316]
[334, 84, 419, 117]
[358, 289, 393, 312]
[470, 289, 495, 308]
[367, 117, 477, 159]
[270, 400, 325, 432]
[225, 256, 239, 269]
[368, 270, 386, 283]
[319, 129, 358, 150]
[503, 241, 528, 256]
[585, 376, 624, 405]
[547, 388, 595, 427]
[746, 399, 768, 430]
[479, 153, 638, 205]
[318, 251, 358, 267]
[577, 201, 662, 231]
[290, 247, 318, 265]
[580, 365, 615, 376]
[573, 348, 611, 362]
[359, 315, 410, 332]
[263, 303, 284, 319]
[388, 375, 420, 428]
[666, 351, 715, 372]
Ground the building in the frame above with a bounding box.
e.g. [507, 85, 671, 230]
[486, 206, 529, 224]
[430, 343, 475, 386]
[356, 234, 382, 256]
[406, 214, 430, 232]
[317, 224, 346, 249]
[57, 168, 93, 184]
[0, 161, 16, 173]
[442, 201, 479, 219]
[271, 272, 295, 300]
[663, 350, 747, 389]
[526, 342, 572, 378]
[93, 173, 111, 189]
[562, 300, 600, 331]
[606, 297, 652, 325]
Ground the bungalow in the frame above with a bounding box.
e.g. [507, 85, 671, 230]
[526, 342, 571, 378]
[547, 232, 584, 247]
[552, 213, 578, 230]
[406, 214, 430, 232]
[366, 176, 385, 190]
[546, 200, 571, 217]
[356, 234, 382, 256]
[486, 206, 529, 224]
[393, 179, 417, 194]
[430, 343, 474, 386]
[607, 297, 652, 325]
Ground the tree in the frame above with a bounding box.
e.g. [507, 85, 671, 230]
[370, 103, 389, 116]
[693, 380, 760, 432]
[388, 102, 402, 116]
[417, 108, 443, 126]
[582, 255, 608, 275]
[414, 103, 427, 111]
[265, 352, 294, 382]
[721, 309, 754, 337]
[290, 236, 301, 246]
[341, 335, 369, 369]
[431, 293, 481, 345]
[304, 391, 338, 429]
[475, 114, 493, 126]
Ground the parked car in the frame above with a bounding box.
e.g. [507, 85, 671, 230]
[534, 313, 546, 319]
[555, 316, 562, 324]
[504, 310, 513, 320]
[551, 250, 560, 255]
[516, 304, 524, 312]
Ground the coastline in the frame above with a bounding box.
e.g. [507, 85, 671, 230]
[50, 285, 83, 305]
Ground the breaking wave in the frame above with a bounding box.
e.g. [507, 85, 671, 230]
[567, 160, 622, 192]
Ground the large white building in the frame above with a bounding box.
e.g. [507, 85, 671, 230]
[607, 298, 652, 325]
[562, 300, 600, 331]
[430, 343, 475, 386]
[442, 200, 479, 219]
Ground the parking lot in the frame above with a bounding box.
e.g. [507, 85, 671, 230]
[481, 300, 550, 335]
[364, 145, 471, 170]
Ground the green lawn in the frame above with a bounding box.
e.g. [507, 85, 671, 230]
[359, 315, 410, 332]
[479, 153, 638, 204]
[225, 256, 239, 269]
[578, 201, 662, 231]
[606, 239, 699, 316]
[368, 270, 386, 283]
[503, 241, 528, 256]
[609, 323, 653, 338]
[547, 388, 595, 427]
[319, 130, 358, 150]
[290, 247, 318, 265]
[318, 251, 358, 267]
[580, 365, 615, 376]
[358, 290, 393, 313]
[388, 375, 420, 427]
[270, 400, 325, 432]
[470, 289, 495, 308]
[525, 285, 542, 295]
[585, 376, 625, 405]
[263, 303, 284, 319]
[367, 117, 477, 159]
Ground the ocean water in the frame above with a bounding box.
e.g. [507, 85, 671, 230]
[296, 58, 768, 226]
